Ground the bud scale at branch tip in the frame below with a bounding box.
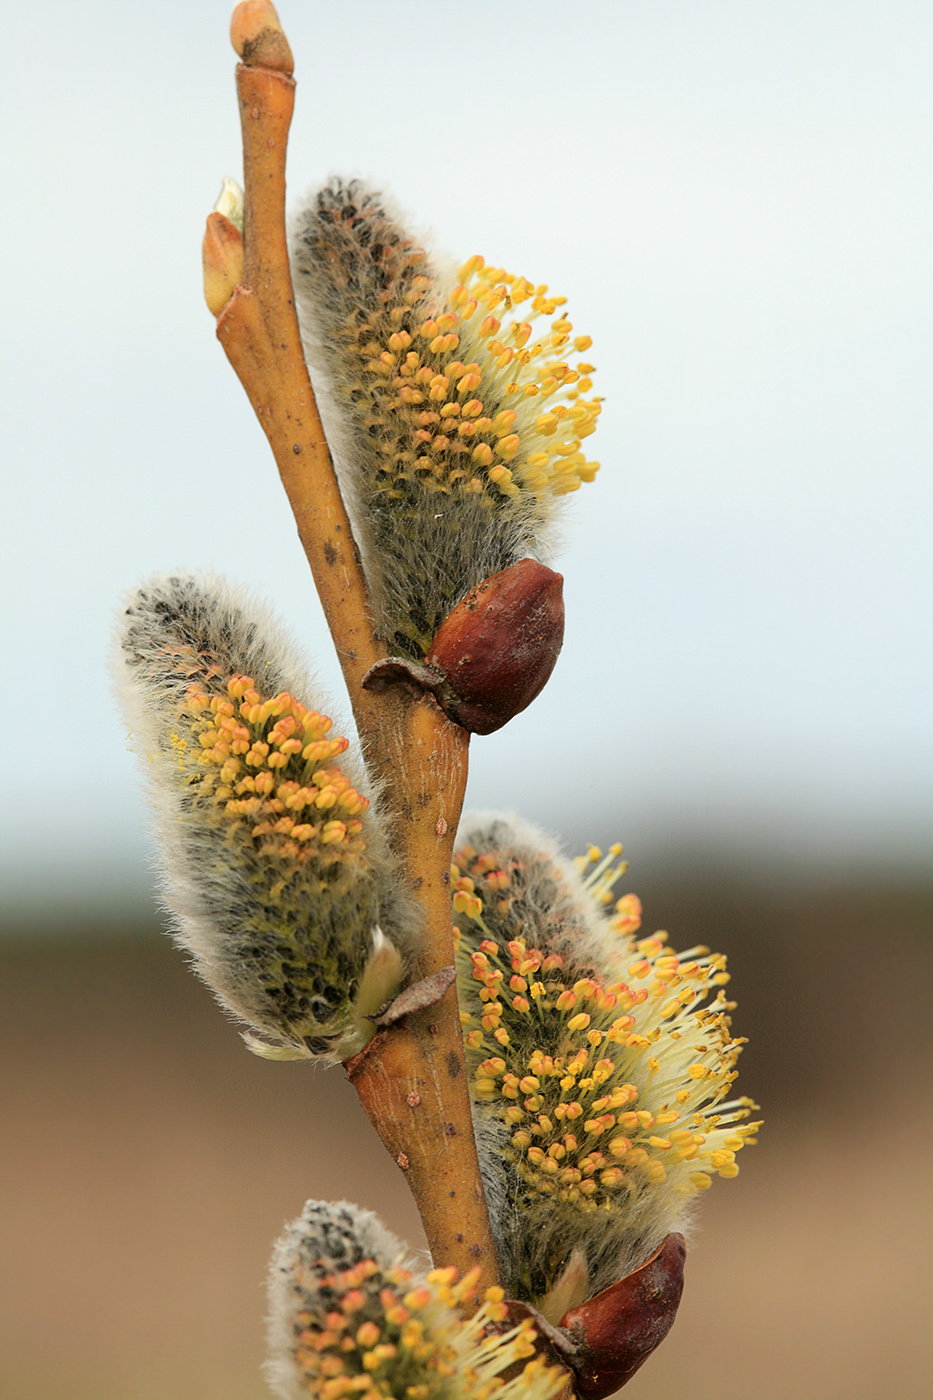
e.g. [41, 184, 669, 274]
[230, 1, 294, 74]
[266, 1199, 567, 1400]
[451, 813, 760, 1319]
[114, 573, 422, 1062]
[290, 179, 601, 661]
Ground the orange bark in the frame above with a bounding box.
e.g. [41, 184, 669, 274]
[209, 7, 498, 1288]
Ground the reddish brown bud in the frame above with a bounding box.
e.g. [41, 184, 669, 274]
[360, 560, 564, 734]
[558, 1234, 686, 1398]
[426, 559, 564, 734]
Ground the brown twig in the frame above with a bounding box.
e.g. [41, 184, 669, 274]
[207, 1, 498, 1286]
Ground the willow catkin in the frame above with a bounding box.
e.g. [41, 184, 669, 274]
[266, 1198, 565, 1400]
[290, 177, 600, 659]
[453, 813, 760, 1320]
[115, 572, 420, 1062]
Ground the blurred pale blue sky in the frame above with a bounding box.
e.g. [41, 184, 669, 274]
[2, 0, 930, 909]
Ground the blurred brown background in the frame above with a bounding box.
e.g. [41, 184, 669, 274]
[3, 864, 930, 1400]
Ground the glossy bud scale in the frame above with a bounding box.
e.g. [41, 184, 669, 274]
[361, 559, 565, 734]
[427, 558, 564, 734]
[558, 1234, 686, 1399]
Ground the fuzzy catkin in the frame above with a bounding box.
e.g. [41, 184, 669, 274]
[266, 1198, 565, 1400]
[453, 813, 760, 1318]
[290, 177, 600, 660]
[265, 1199, 406, 1400]
[115, 572, 419, 1062]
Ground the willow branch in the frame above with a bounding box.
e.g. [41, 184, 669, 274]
[207, 2, 497, 1286]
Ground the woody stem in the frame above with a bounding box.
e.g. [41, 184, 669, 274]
[209, 4, 499, 1289]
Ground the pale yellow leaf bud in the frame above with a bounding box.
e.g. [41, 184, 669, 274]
[202, 211, 244, 316]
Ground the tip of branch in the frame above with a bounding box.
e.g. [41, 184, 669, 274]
[230, 1, 294, 74]
[203, 211, 245, 316]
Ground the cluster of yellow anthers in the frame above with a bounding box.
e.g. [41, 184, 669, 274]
[361, 256, 600, 504]
[175, 675, 368, 865]
[454, 842, 642, 939]
[575, 842, 644, 932]
[454, 845, 760, 1214]
[289, 1260, 562, 1400]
